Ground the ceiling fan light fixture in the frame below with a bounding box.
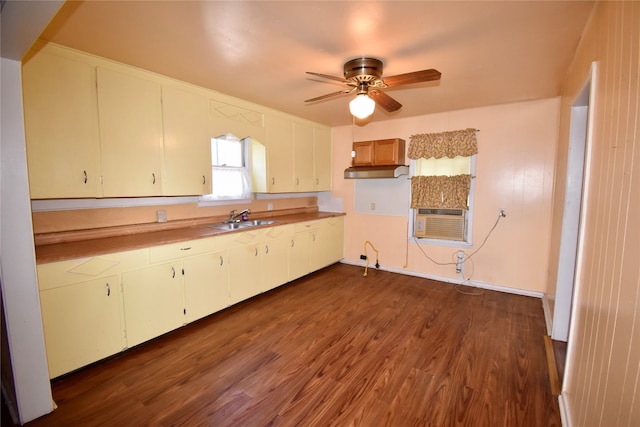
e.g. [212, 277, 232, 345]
[349, 94, 375, 119]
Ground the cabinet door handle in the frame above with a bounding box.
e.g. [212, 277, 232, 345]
[316, 178, 319, 185]
[254, 247, 258, 256]
[265, 245, 269, 254]
[272, 177, 275, 185]
[106, 283, 110, 296]
[219, 256, 223, 266]
[312, 234, 316, 242]
[152, 173, 156, 184]
[83, 170, 88, 184]
[202, 175, 206, 185]
[296, 178, 300, 185]
[291, 239, 294, 247]
[171, 267, 176, 278]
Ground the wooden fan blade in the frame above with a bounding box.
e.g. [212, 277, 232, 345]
[305, 88, 354, 103]
[382, 69, 441, 87]
[368, 89, 402, 112]
[306, 71, 349, 84]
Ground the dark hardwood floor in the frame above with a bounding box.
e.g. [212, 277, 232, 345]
[25, 263, 560, 426]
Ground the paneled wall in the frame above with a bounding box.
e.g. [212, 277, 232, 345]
[548, 2, 640, 425]
[332, 98, 559, 294]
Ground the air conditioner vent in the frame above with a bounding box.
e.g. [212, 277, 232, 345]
[415, 209, 466, 241]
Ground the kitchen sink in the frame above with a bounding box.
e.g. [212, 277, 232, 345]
[208, 219, 277, 231]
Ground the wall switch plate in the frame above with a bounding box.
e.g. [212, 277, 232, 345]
[157, 210, 167, 223]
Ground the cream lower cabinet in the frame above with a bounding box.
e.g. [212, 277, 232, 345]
[261, 226, 291, 292]
[227, 231, 264, 305]
[36, 217, 343, 377]
[121, 262, 185, 348]
[39, 275, 123, 379]
[183, 251, 229, 323]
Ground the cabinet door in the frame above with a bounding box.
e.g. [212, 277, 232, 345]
[288, 231, 310, 281]
[183, 251, 228, 323]
[325, 216, 345, 264]
[265, 115, 295, 192]
[228, 243, 263, 304]
[374, 139, 404, 165]
[22, 51, 101, 198]
[313, 126, 332, 191]
[161, 85, 212, 196]
[97, 67, 163, 197]
[122, 262, 184, 347]
[352, 141, 374, 166]
[39, 275, 123, 378]
[262, 232, 289, 292]
[293, 122, 315, 191]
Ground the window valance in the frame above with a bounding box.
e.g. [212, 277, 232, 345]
[408, 128, 478, 159]
[410, 174, 471, 210]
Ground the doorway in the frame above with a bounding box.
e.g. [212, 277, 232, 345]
[551, 63, 596, 345]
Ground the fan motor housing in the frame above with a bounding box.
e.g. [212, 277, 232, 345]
[344, 57, 383, 83]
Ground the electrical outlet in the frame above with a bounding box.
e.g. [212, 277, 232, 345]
[360, 254, 367, 260]
[156, 210, 167, 223]
[456, 250, 464, 274]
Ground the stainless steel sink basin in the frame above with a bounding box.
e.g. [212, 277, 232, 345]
[208, 219, 277, 231]
[245, 219, 276, 226]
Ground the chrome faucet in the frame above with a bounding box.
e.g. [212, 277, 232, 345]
[228, 208, 251, 223]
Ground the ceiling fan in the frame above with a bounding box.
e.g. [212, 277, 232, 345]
[305, 57, 441, 119]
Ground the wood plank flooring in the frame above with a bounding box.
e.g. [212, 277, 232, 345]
[24, 263, 560, 426]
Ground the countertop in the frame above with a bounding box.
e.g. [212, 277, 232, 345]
[35, 211, 345, 264]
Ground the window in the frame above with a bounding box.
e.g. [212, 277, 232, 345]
[412, 155, 476, 243]
[202, 133, 252, 201]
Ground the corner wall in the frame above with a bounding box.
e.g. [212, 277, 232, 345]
[549, 2, 640, 425]
[331, 98, 559, 295]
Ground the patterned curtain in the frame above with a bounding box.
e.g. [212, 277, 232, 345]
[410, 174, 471, 209]
[408, 128, 478, 159]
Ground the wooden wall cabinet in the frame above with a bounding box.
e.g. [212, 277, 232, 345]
[352, 138, 406, 166]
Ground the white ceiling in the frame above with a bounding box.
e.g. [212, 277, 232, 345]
[37, 0, 595, 127]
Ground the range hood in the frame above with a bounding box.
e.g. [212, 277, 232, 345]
[344, 165, 409, 179]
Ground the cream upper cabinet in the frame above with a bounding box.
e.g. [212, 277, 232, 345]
[39, 275, 123, 378]
[293, 122, 315, 191]
[22, 50, 101, 199]
[97, 67, 164, 197]
[162, 85, 212, 196]
[313, 126, 332, 191]
[265, 115, 295, 192]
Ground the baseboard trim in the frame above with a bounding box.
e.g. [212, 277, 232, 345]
[541, 295, 553, 335]
[558, 392, 571, 427]
[339, 260, 544, 298]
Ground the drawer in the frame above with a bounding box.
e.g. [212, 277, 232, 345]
[148, 237, 217, 263]
[294, 221, 320, 233]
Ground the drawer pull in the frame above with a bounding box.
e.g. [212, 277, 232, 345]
[180, 247, 192, 251]
[106, 283, 110, 297]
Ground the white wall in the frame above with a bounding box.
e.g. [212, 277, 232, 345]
[1, 1, 64, 422]
[1, 57, 53, 423]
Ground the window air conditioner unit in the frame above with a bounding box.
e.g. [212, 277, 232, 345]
[415, 208, 466, 241]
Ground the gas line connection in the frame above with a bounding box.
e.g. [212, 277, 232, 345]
[363, 240, 380, 277]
